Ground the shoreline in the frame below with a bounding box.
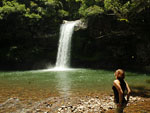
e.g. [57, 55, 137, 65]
[0, 95, 145, 113]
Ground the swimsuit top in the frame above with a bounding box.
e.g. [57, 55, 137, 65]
[112, 79, 127, 103]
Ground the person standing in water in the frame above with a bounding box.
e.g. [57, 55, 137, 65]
[112, 69, 131, 113]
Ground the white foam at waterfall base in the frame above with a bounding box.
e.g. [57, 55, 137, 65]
[45, 67, 75, 71]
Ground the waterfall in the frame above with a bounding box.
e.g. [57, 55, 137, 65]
[55, 20, 80, 69]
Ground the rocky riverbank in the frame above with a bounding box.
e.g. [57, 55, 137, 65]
[0, 95, 143, 113]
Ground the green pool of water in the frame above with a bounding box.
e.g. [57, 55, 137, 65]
[0, 69, 150, 102]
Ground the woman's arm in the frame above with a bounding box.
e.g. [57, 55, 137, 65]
[113, 80, 123, 105]
[125, 81, 131, 101]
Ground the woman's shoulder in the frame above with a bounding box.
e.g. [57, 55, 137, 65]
[113, 79, 120, 83]
[113, 79, 120, 86]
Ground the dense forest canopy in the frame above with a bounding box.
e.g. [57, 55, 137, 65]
[0, 0, 150, 70]
[0, 0, 149, 21]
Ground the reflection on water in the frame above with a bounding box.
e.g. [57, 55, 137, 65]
[55, 72, 71, 97]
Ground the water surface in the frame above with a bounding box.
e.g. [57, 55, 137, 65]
[0, 69, 150, 103]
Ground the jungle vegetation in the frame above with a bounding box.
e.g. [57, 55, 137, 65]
[0, 0, 150, 71]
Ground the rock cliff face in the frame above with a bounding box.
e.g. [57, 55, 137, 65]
[62, 19, 88, 31]
[74, 19, 88, 31]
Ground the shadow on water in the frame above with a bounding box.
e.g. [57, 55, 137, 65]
[78, 66, 150, 76]
[131, 85, 150, 98]
[146, 79, 150, 84]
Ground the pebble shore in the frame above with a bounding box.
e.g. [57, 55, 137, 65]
[0, 95, 142, 113]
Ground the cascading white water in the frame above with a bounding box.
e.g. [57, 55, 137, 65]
[55, 20, 80, 69]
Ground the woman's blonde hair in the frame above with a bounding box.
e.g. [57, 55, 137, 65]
[115, 69, 125, 79]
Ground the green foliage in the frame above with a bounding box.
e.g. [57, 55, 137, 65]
[0, 0, 60, 20]
[104, 0, 150, 21]
[104, 0, 130, 18]
[24, 12, 41, 19]
[0, 0, 25, 19]
[58, 9, 69, 18]
[79, 5, 104, 17]
[78, 0, 104, 17]
[0, 0, 149, 21]
[118, 18, 129, 23]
